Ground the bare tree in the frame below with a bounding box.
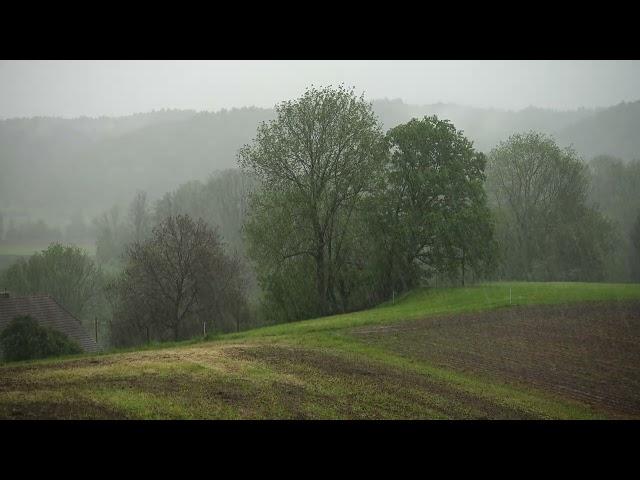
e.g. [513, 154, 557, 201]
[110, 214, 246, 345]
[128, 190, 151, 243]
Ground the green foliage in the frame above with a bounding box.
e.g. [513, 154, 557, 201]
[379, 116, 496, 289]
[2, 100, 638, 247]
[588, 156, 640, 237]
[587, 156, 640, 281]
[0, 315, 82, 362]
[486, 132, 616, 281]
[154, 170, 256, 259]
[240, 87, 499, 324]
[2, 243, 104, 320]
[240, 85, 387, 321]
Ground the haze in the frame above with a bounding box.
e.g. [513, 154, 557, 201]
[1, 61, 640, 421]
[1, 60, 640, 118]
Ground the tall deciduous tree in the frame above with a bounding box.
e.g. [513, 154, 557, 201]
[109, 214, 246, 345]
[486, 132, 615, 280]
[239, 85, 387, 319]
[378, 116, 495, 290]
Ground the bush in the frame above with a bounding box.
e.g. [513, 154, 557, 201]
[0, 315, 82, 362]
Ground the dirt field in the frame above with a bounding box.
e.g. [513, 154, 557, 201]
[351, 301, 640, 418]
[0, 342, 551, 419]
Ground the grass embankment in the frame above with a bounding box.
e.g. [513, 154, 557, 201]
[1, 282, 639, 419]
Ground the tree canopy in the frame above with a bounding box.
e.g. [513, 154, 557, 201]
[486, 132, 615, 281]
[380, 116, 495, 288]
[109, 214, 247, 346]
[2, 243, 103, 320]
[239, 85, 387, 320]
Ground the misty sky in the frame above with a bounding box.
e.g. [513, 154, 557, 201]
[1, 60, 639, 119]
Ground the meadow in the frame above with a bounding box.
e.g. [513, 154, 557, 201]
[1, 281, 639, 419]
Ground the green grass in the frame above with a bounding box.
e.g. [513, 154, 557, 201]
[1, 281, 639, 419]
[225, 281, 640, 340]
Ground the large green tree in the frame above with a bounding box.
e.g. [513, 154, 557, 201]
[2, 243, 103, 320]
[486, 132, 615, 280]
[239, 86, 387, 320]
[372, 116, 495, 292]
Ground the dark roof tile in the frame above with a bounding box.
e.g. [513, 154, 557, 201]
[0, 295, 99, 353]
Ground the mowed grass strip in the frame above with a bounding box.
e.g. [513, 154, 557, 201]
[0, 282, 639, 419]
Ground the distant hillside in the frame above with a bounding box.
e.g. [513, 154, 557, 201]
[1, 99, 638, 230]
[372, 99, 598, 153]
[0, 108, 274, 226]
[555, 101, 640, 160]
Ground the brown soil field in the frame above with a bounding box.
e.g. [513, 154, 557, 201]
[0, 342, 543, 419]
[351, 301, 640, 418]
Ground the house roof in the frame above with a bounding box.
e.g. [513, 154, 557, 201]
[0, 294, 99, 353]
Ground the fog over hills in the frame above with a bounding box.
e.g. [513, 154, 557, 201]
[1, 98, 639, 229]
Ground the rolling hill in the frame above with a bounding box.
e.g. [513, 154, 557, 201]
[1, 281, 639, 419]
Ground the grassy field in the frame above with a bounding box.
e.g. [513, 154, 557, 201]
[1, 281, 639, 419]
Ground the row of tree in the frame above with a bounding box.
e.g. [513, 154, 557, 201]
[239, 86, 637, 322]
[239, 86, 495, 321]
[1, 216, 249, 348]
[93, 171, 254, 268]
[2, 85, 639, 349]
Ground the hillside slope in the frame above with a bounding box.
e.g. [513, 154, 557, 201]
[3, 100, 639, 229]
[556, 101, 640, 160]
[1, 282, 639, 420]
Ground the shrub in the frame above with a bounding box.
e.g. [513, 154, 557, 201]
[0, 315, 82, 362]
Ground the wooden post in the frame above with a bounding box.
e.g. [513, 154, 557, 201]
[95, 317, 98, 344]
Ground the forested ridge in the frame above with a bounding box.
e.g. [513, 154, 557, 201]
[2, 99, 639, 230]
[1, 89, 639, 349]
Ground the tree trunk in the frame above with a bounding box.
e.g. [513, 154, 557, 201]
[315, 248, 327, 315]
